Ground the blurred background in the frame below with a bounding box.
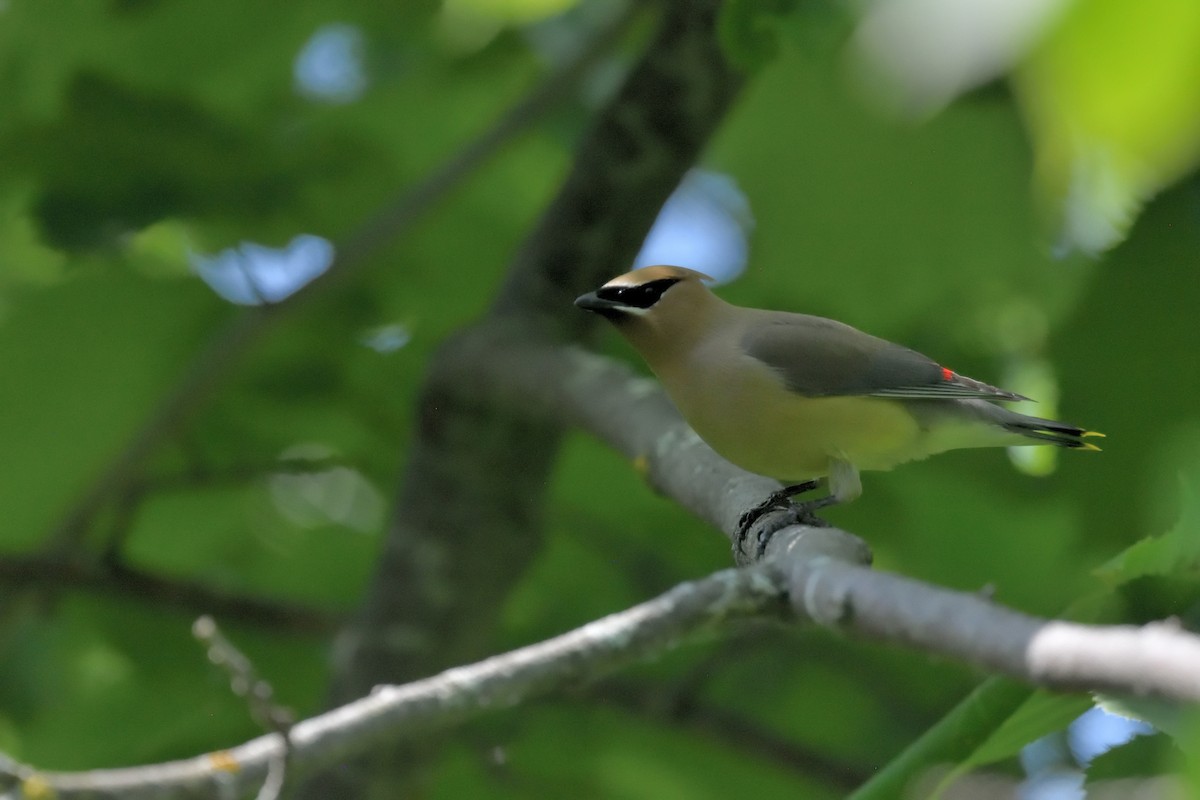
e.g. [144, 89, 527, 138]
[1, 0, 1199, 797]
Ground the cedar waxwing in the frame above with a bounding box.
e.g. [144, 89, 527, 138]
[575, 265, 1101, 534]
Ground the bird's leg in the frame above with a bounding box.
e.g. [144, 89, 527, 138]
[737, 480, 821, 532]
[739, 461, 861, 559]
[735, 480, 821, 555]
[796, 494, 839, 513]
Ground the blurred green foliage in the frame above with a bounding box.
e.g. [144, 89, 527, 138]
[1016, 0, 1200, 253]
[0, 0, 1198, 797]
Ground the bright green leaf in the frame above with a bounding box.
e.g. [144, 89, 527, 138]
[1013, 0, 1200, 253]
[848, 679, 1032, 800]
[1095, 693, 1185, 739]
[935, 690, 1091, 791]
[1084, 731, 1172, 784]
[1094, 480, 1200, 587]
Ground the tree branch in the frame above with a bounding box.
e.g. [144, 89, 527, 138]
[468, 340, 1200, 698]
[439, 335, 791, 563]
[8, 515, 1197, 798]
[0, 553, 339, 635]
[22, 299, 1190, 800]
[2, 561, 789, 800]
[12, 337, 1199, 797]
[21, 1, 1186, 796]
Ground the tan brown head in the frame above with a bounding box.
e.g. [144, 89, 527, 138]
[574, 265, 720, 336]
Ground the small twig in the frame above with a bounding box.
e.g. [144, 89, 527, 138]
[193, 615, 295, 731]
[194, 616, 295, 800]
[99, 481, 149, 567]
[256, 754, 288, 800]
[0, 554, 340, 634]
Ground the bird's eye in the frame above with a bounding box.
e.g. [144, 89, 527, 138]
[596, 278, 680, 309]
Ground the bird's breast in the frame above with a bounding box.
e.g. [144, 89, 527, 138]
[654, 348, 924, 481]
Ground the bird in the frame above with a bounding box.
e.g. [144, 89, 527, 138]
[574, 265, 1102, 547]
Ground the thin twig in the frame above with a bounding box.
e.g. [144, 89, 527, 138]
[194, 615, 295, 731]
[194, 616, 295, 800]
[0, 554, 339, 634]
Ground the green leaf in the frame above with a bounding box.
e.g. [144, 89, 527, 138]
[1, 73, 381, 251]
[847, 678, 1033, 800]
[0, 271, 219, 548]
[1085, 731, 1171, 783]
[1013, 0, 1200, 253]
[1176, 711, 1200, 792]
[1094, 480, 1200, 587]
[1096, 693, 1185, 739]
[931, 691, 1092, 795]
[717, 0, 799, 73]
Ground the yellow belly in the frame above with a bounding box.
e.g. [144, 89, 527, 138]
[700, 395, 921, 481]
[657, 358, 923, 482]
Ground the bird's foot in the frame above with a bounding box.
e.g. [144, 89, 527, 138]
[736, 481, 827, 559]
[749, 496, 837, 559]
[736, 482, 816, 537]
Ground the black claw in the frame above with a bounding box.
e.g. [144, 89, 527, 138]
[752, 496, 838, 558]
[740, 481, 820, 525]
[735, 480, 823, 558]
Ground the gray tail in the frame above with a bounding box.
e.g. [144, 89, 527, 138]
[1000, 411, 1104, 450]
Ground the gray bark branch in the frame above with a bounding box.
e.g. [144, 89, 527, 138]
[460, 338, 1200, 698]
[2, 564, 786, 800]
[10, 342, 1200, 800]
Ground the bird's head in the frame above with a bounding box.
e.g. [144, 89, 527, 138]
[574, 265, 716, 329]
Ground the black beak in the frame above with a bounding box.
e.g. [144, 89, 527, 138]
[574, 291, 601, 309]
[574, 291, 628, 321]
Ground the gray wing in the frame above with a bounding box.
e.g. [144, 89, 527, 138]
[741, 315, 1028, 402]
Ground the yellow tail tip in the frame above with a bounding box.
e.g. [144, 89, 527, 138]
[1081, 442, 1102, 452]
[1083, 431, 1106, 438]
